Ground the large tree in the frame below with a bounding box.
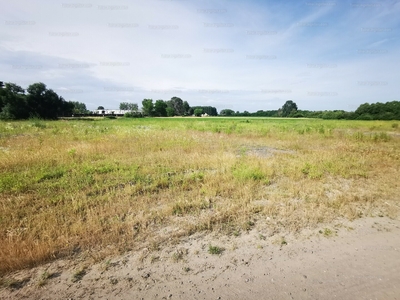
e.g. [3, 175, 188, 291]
[220, 109, 235, 116]
[119, 102, 138, 111]
[281, 100, 298, 117]
[26, 82, 47, 117]
[70, 101, 89, 115]
[141, 99, 154, 116]
[0, 82, 73, 119]
[170, 97, 185, 116]
[26, 82, 67, 119]
[183, 101, 191, 116]
[166, 107, 175, 117]
[0, 83, 29, 119]
[154, 100, 167, 117]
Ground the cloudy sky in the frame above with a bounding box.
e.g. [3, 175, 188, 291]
[1, 0, 399, 112]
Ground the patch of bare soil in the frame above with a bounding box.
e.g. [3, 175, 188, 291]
[240, 146, 296, 158]
[1, 217, 400, 300]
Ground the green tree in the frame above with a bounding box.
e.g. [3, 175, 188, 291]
[142, 99, 154, 116]
[119, 102, 129, 110]
[130, 103, 138, 111]
[191, 106, 218, 116]
[355, 103, 370, 116]
[183, 101, 190, 116]
[154, 100, 167, 117]
[166, 107, 175, 117]
[97, 106, 105, 110]
[281, 100, 298, 117]
[26, 82, 46, 117]
[220, 109, 235, 116]
[26, 82, 68, 119]
[61, 100, 74, 117]
[194, 108, 203, 117]
[170, 97, 185, 116]
[0, 83, 29, 119]
[69, 101, 89, 115]
[354, 101, 400, 120]
[0, 81, 75, 119]
[120, 102, 138, 111]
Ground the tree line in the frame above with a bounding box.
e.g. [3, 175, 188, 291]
[0, 82, 89, 120]
[0, 81, 219, 120]
[139, 97, 218, 117]
[1, 81, 398, 120]
[220, 100, 400, 120]
[116, 97, 218, 118]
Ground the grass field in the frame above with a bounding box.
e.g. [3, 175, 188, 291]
[1, 117, 399, 275]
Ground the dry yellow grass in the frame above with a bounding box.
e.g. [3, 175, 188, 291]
[0, 118, 399, 275]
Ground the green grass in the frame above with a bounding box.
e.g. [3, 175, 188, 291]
[0, 117, 399, 275]
[208, 245, 224, 255]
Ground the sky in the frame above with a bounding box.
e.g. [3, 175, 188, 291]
[1, 0, 399, 113]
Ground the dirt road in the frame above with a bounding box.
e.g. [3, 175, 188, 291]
[2, 217, 400, 300]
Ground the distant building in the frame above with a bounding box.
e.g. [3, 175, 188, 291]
[93, 109, 141, 116]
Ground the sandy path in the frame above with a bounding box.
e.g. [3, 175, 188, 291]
[2, 217, 400, 300]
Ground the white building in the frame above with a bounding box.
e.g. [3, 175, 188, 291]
[93, 109, 140, 116]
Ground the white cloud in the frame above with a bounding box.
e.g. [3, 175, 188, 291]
[0, 0, 398, 111]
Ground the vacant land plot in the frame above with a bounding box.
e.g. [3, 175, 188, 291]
[0, 117, 399, 276]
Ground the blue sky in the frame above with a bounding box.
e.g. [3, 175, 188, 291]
[1, 0, 399, 112]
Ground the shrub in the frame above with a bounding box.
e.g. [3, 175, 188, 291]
[124, 112, 143, 118]
[208, 245, 224, 255]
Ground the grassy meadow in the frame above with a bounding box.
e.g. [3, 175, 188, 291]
[1, 117, 400, 275]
